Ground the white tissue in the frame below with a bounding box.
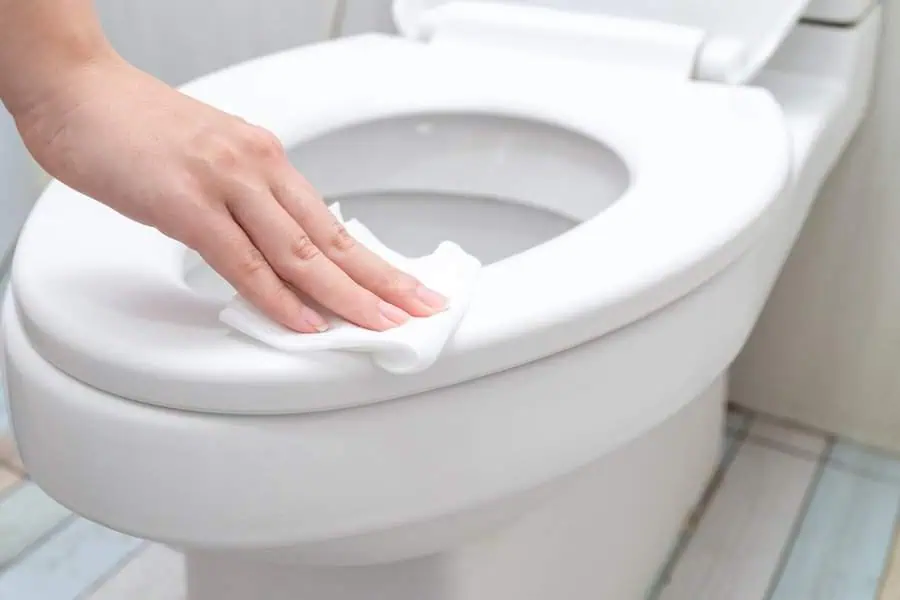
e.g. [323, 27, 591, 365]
[219, 203, 482, 374]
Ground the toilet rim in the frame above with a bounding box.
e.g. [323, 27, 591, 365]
[7, 35, 791, 415]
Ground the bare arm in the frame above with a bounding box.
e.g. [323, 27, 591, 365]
[0, 0, 445, 332]
[0, 0, 114, 116]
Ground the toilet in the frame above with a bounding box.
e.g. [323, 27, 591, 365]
[0, 0, 881, 598]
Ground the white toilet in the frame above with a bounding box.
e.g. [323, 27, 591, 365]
[0, 0, 882, 598]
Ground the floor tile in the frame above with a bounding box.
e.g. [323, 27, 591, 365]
[880, 531, 900, 600]
[0, 465, 22, 497]
[748, 417, 829, 457]
[86, 544, 185, 600]
[0, 481, 71, 568]
[768, 457, 900, 600]
[656, 438, 823, 600]
[0, 518, 142, 600]
[829, 441, 900, 484]
[651, 433, 746, 599]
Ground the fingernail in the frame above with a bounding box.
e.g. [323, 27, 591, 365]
[303, 309, 329, 332]
[379, 301, 410, 328]
[417, 285, 447, 311]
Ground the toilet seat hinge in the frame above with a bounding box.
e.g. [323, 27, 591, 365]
[415, 2, 707, 81]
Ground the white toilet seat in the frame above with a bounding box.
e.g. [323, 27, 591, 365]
[8, 35, 790, 415]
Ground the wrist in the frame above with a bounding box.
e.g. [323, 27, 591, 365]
[3, 42, 122, 122]
[0, 0, 123, 121]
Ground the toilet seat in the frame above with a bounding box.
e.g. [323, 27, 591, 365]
[8, 35, 790, 415]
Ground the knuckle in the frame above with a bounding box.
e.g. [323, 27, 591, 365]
[287, 235, 321, 262]
[235, 246, 270, 279]
[285, 189, 309, 219]
[207, 139, 240, 171]
[188, 128, 240, 172]
[329, 222, 356, 252]
[244, 126, 283, 160]
[277, 175, 316, 213]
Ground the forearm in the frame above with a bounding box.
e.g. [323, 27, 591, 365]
[0, 0, 117, 118]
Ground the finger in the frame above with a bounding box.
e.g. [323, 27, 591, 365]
[191, 209, 329, 334]
[271, 169, 447, 318]
[227, 190, 410, 332]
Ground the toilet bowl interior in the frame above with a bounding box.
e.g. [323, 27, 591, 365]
[183, 112, 630, 300]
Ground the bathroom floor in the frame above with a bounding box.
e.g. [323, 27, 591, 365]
[1, 402, 899, 600]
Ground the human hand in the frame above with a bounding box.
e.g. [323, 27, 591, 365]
[11, 57, 446, 333]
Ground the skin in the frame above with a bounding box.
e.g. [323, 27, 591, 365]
[0, 0, 447, 333]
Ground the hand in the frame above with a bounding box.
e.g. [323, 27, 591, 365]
[11, 57, 446, 333]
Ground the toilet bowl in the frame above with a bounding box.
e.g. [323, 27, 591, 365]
[1, 0, 881, 598]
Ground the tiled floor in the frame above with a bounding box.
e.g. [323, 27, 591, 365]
[652, 411, 900, 600]
[0, 405, 898, 600]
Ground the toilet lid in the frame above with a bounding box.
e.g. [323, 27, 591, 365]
[393, 0, 815, 83]
[5, 36, 789, 416]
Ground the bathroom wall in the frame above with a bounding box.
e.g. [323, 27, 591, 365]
[94, 0, 343, 85]
[732, 2, 900, 451]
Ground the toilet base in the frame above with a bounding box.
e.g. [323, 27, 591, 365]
[183, 375, 725, 600]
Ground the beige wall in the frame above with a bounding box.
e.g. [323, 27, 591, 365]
[96, 0, 400, 85]
[95, 0, 341, 85]
[732, 2, 900, 451]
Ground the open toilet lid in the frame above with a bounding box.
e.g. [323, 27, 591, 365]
[393, 0, 815, 83]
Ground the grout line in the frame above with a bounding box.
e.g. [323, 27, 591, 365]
[0, 513, 78, 575]
[743, 409, 900, 483]
[646, 531, 691, 600]
[0, 476, 26, 506]
[875, 496, 900, 599]
[825, 433, 900, 462]
[760, 436, 834, 600]
[746, 408, 835, 441]
[824, 456, 900, 484]
[74, 540, 152, 600]
[647, 426, 749, 598]
[744, 408, 900, 465]
[744, 433, 829, 464]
